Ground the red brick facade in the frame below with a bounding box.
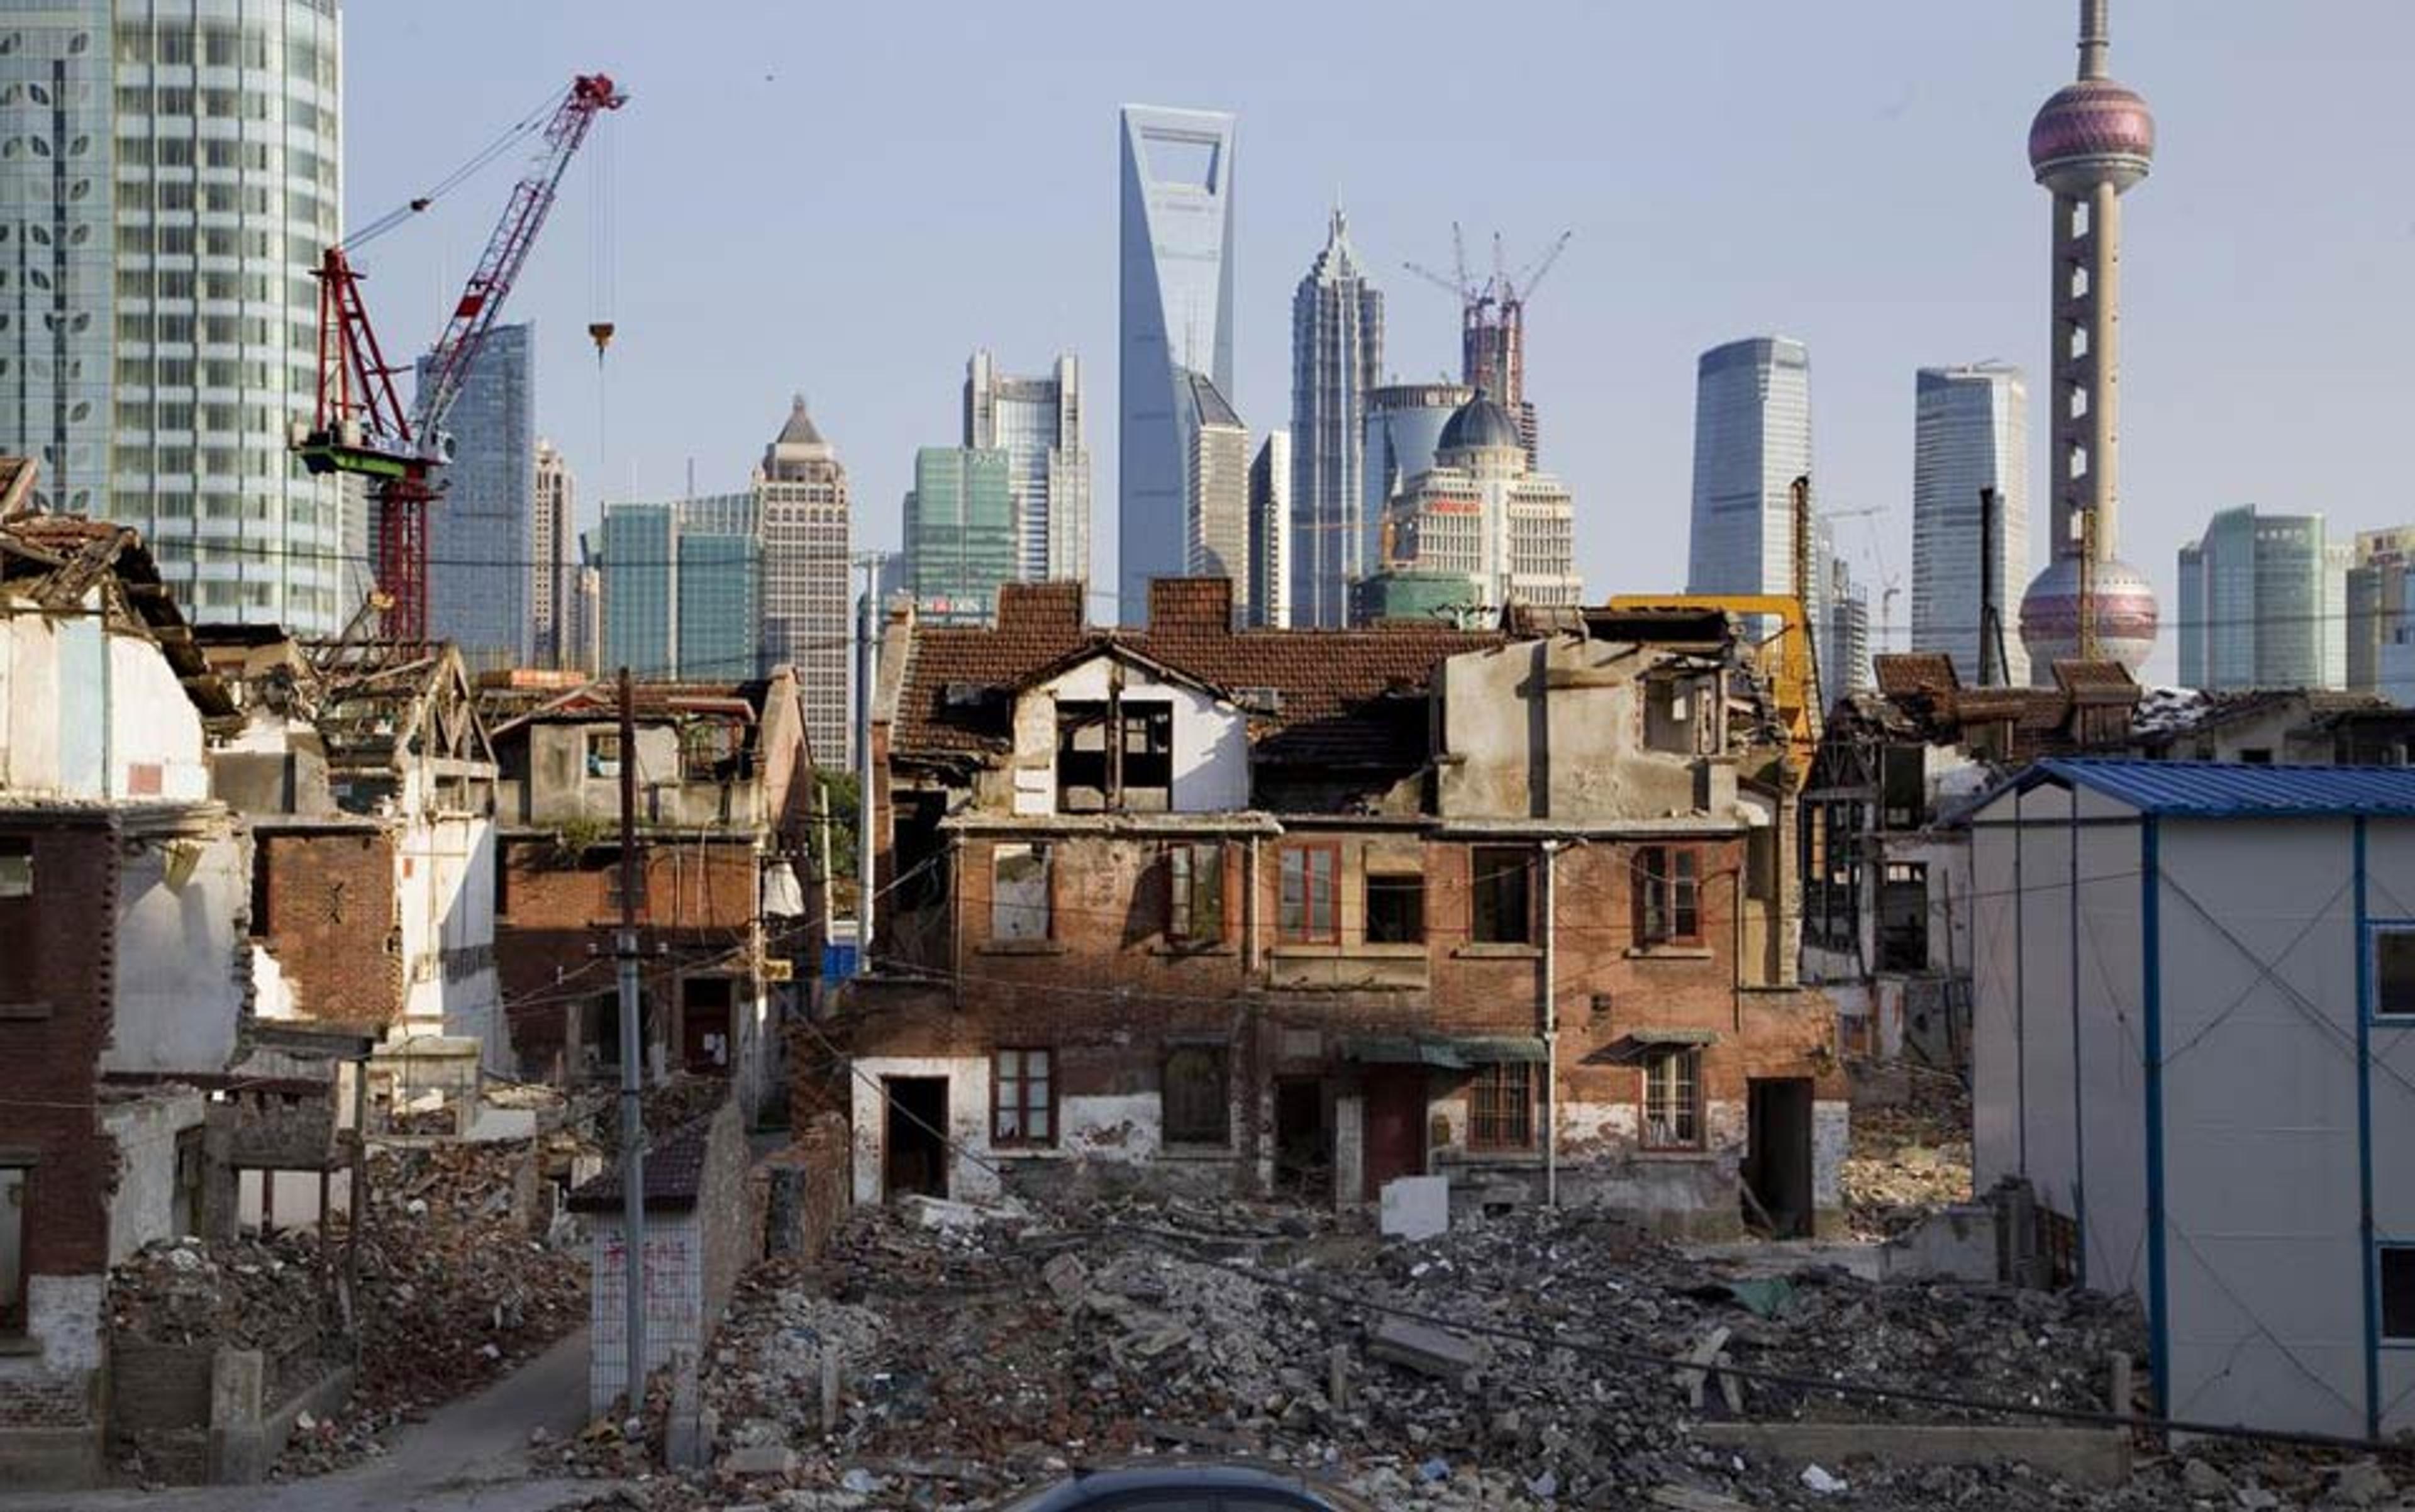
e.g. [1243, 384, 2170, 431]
[250, 826, 402, 1028]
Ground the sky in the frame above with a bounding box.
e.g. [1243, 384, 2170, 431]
[345, 1, 2415, 683]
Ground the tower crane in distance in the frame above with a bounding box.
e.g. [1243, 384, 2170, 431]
[292, 72, 627, 640]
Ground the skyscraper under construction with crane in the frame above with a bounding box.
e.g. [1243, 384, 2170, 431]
[1401, 227, 1569, 470]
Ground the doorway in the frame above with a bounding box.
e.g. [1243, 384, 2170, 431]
[883, 1077, 949, 1200]
[680, 977, 735, 1074]
[1362, 1070, 1428, 1199]
[1745, 1077, 1814, 1238]
[1274, 1078, 1327, 1199]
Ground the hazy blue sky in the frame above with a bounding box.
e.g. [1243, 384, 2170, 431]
[347, 2, 2415, 679]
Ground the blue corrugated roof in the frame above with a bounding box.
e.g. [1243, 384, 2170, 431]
[2032, 759, 2415, 818]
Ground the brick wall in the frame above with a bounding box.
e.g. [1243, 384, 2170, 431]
[253, 828, 401, 1028]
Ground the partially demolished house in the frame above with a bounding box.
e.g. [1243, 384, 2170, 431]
[839, 579, 1845, 1237]
[0, 508, 366, 1486]
[481, 669, 821, 1121]
[1801, 654, 2144, 1067]
[199, 630, 506, 1127]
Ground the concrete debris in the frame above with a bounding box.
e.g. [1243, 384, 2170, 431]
[1843, 1075, 1975, 1240]
[1367, 1316, 1486, 1385]
[1379, 1175, 1450, 1241]
[1800, 1462, 1848, 1494]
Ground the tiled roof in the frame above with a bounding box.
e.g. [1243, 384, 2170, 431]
[1874, 652, 1958, 699]
[2028, 759, 2415, 818]
[567, 1113, 718, 1213]
[892, 578, 1504, 769]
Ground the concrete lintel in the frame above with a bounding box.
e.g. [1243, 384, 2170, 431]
[1690, 1420, 2131, 1489]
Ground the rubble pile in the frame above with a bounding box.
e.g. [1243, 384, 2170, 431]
[552, 1192, 2206, 1511]
[1841, 1072, 1975, 1238]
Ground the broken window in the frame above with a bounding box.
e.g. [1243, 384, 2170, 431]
[2384, 1247, 2415, 1342]
[586, 731, 621, 778]
[1365, 871, 1425, 945]
[1162, 1045, 1230, 1145]
[1468, 1062, 1533, 1150]
[1880, 745, 1926, 830]
[1635, 845, 1703, 947]
[1878, 862, 1930, 972]
[1802, 800, 1862, 953]
[0, 1165, 23, 1335]
[1642, 1048, 1702, 1149]
[1470, 847, 1531, 945]
[1164, 842, 1225, 945]
[1277, 844, 1338, 943]
[992, 1048, 1053, 1147]
[1643, 674, 1704, 755]
[0, 837, 29, 899]
[2373, 926, 2415, 1019]
[248, 835, 272, 935]
[680, 721, 738, 781]
[172, 1128, 203, 1239]
[991, 843, 1053, 942]
[1055, 698, 1174, 812]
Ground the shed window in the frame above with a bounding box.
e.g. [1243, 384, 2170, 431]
[1165, 843, 1224, 945]
[1277, 845, 1337, 943]
[1642, 1048, 1701, 1149]
[992, 1048, 1053, 1147]
[1365, 872, 1425, 945]
[1635, 845, 1703, 947]
[992, 843, 1052, 942]
[1471, 847, 1531, 945]
[2384, 1247, 2415, 1342]
[1468, 1063, 1533, 1150]
[1162, 1045, 1229, 1145]
[586, 731, 621, 777]
[2373, 926, 2415, 1020]
[0, 838, 29, 898]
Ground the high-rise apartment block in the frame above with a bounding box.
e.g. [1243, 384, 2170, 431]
[965, 351, 1087, 584]
[757, 397, 852, 764]
[0, 4, 348, 631]
[531, 440, 575, 669]
[2176, 505, 2341, 691]
[1287, 209, 1382, 628]
[904, 447, 1015, 625]
[1380, 394, 1580, 614]
[1119, 104, 1236, 623]
[1179, 369, 1251, 624]
[1248, 431, 1290, 629]
[420, 323, 532, 672]
[1911, 364, 2031, 686]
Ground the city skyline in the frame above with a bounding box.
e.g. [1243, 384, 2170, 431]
[316, 4, 2415, 681]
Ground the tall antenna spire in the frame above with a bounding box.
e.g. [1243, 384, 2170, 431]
[2078, 0, 2111, 80]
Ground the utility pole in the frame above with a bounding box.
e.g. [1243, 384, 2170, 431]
[1979, 487, 2000, 687]
[614, 666, 647, 1407]
[853, 554, 886, 964]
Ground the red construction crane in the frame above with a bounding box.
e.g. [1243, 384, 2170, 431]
[294, 72, 626, 640]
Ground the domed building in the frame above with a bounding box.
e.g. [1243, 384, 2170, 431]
[2016, 0, 2161, 679]
[1372, 392, 1582, 617]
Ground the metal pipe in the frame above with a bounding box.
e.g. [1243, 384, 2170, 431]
[1979, 487, 1999, 687]
[855, 557, 879, 963]
[1540, 840, 1560, 1208]
[614, 666, 646, 1408]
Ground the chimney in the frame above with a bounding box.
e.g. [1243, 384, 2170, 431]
[1146, 577, 1235, 637]
[994, 580, 1087, 636]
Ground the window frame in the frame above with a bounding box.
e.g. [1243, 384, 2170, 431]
[990, 841, 1055, 943]
[1163, 841, 1226, 946]
[991, 1047, 1057, 1148]
[1470, 846, 1533, 945]
[2368, 922, 2415, 1023]
[1634, 843, 1705, 948]
[1364, 869, 1426, 946]
[0, 1163, 26, 1337]
[1640, 1047, 1703, 1152]
[1467, 1062, 1535, 1151]
[1160, 1043, 1231, 1147]
[0, 837, 30, 899]
[1276, 842, 1340, 945]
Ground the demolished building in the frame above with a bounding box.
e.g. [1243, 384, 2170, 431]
[834, 579, 1845, 1237]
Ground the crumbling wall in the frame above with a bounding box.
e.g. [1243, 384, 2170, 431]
[101, 1091, 207, 1262]
[252, 827, 402, 1030]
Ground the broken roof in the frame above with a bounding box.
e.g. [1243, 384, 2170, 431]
[890, 578, 1504, 770]
[1, 505, 235, 725]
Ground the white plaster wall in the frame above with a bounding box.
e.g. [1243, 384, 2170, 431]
[22, 1274, 102, 1376]
[1060, 1092, 1162, 1162]
[236, 1169, 352, 1232]
[0, 614, 65, 792]
[1970, 801, 2023, 1189]
[103, 828, 247, 1076]
[1, 611, 209, 799]
[397, 811, 504, 1067]
[1811, 1098, 1849, 1211]
[101, 1091, 206, 1261]
[847, 1055, 996, 1204]
[1011, 655, 1250, 815]
[588, 1211, 705, 1414]
[250, 941, 299, 1021]
[2074, 816, 2148, 1299]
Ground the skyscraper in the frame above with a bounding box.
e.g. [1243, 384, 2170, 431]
[756, 397, 852, 764]
[2175, 506, 2339, 691]
[1179, 369, 1251, 624]
[903, 447, 1015, 624]
[1687, 336, 1814, 604]
[601, 503, 676, 678]
[2345, 528, 2415, 696]
[1382, 394, 1580, 614]
[1248, 431, 1290, 629]
[1826, 555, 1872, 697]
[965, 351, 1088, 584]
[531, 440, 575, 669]
[1362, 383, 1473, 554]
[0, 3, 347, 631]
[1911, 364, 2031, 686]
[1287, 209, 1382, 628]
[1118, 104, 1236, 623]
[599, 492, 759, 682]
[420, 324, 533, 672]
[2016, 0, 2161, 677]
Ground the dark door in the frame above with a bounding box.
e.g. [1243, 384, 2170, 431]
[1274, 1078, 1326, 1199]
[1362, 1070, 1428, 1199]
[1746, 1077, 1815, 1238]
[884, 1077, 950, 1199]
[681, 977, 734, 1074]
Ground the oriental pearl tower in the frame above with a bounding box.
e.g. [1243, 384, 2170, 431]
[2018, 0, 2160, 679]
